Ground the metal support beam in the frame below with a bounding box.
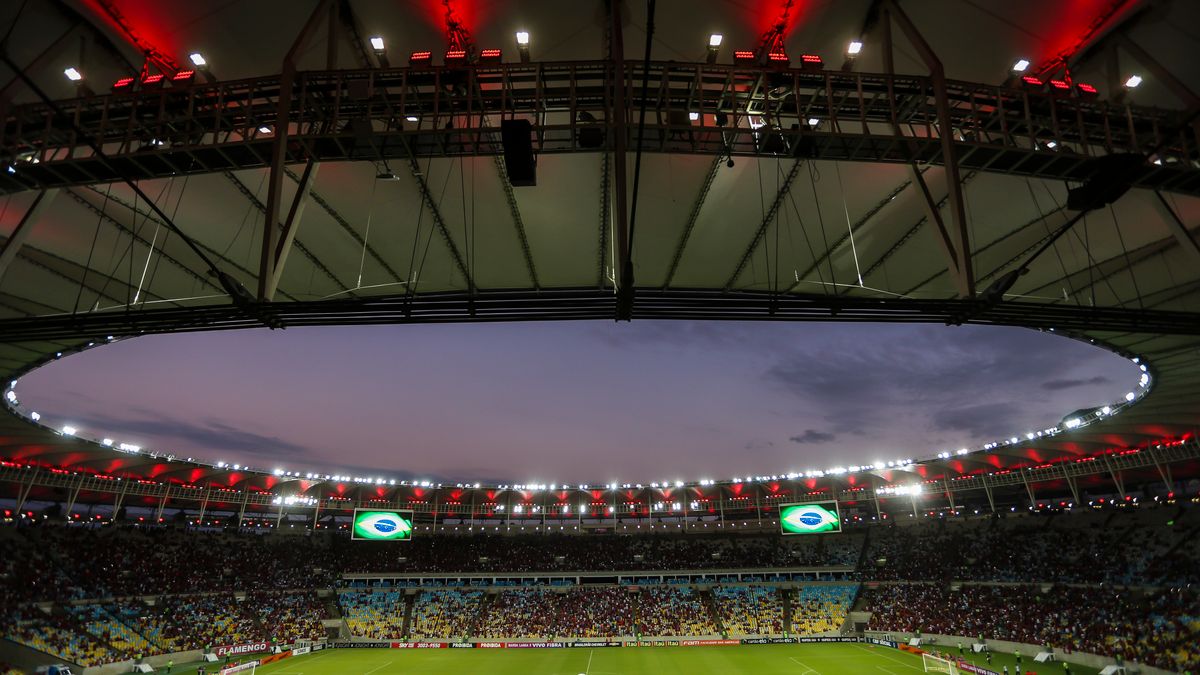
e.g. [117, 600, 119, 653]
[155, 492, 168, 522]
[882, 1, 974, 297]
[982, 478, 996, 514]
[64, 475, 84, 516]
[723, 159, 804, 291]
[258, 0, 333, 302]
[608, 0, 632, 318]
[1153, 192, 1200, 267]
[943, 478, 956, 512]
[493, 157, 541, 289]
[0, 189, 59, 285]
[1065, 474, 1081, 506]
[237, 492, 249, 528]
[263, 160, 319, 301]
[664, 154, 723, 288]
[1021, 471, 1036, 507]
[197, 487, 211, 524]
[1105, 456, 1127, 500]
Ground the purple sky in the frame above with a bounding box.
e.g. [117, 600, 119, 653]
[15, 322, 1139, 484]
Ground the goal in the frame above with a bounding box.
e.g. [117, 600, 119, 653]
[922, 653, 959, 674]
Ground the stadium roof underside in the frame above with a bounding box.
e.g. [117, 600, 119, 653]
[1, 0, 1200, 519]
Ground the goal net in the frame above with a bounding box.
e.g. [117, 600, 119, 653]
[922, 653, 959, 674]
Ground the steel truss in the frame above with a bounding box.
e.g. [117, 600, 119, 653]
[2, 60, 1198, 195]
[0, 289, 1199, 344]
[2, 439, 1196, 525]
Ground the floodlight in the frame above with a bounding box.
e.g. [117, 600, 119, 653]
[709, 34, 723, 47]
[370, 36, 385, 51]
[190, 52, 207, 66]
[1124, 74, 1142, 88]
[62, 425, 77, 436]
[847, 40, 863, 55]
[516, 31, 530, 46]
[1012, 58, 1030, 72]
[64, 67, 82, 81]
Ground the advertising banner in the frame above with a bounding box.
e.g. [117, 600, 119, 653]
[215, 643, 269, 657]
[291, 647, 311, 656]
[797, 637, 858, 644]
[569, 642, 623, 648]
[679, 640, 740, 647]
[956, 661, 1001, 675]
[449, 643, 475, 649]
[218, 661, 259, 675]
[741, 637, 798, 645]
[390, 642, 445, 649]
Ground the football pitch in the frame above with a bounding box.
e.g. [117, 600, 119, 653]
[181, 644, 1103, 675]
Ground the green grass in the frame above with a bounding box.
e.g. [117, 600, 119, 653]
[167, 643, 1102, 675]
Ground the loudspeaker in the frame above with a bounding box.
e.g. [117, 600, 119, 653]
[501, 119, 537, 186]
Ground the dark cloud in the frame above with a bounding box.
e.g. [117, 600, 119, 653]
[789, 429, 836, 444]
[65, 412, 315, 459]
[930, 402, 1023, 440]
[1041, 376, 1110, 391]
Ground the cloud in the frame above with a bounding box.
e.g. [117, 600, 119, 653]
[64, 412, 315, 459]
[930, 402, 1023, 439]
[789, 429, 836, 444]
[1041, 376, 1110, 391]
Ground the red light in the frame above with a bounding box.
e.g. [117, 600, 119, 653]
[445, 50, 467, 65]
[733, 50, 756, 63]
[479, 49, 502, 62]
[1076, 82, 1098, 98]
[172, 70, 196, 83]
[142, 74, 164, 85]
[410, 51, 432, 64]
[112, 77, 134, 90]
[769, 52, 789, 61]
[1021, 75, 1043, 88]
[800, 54, 822, 64]
[1049, 79, 1070, 90]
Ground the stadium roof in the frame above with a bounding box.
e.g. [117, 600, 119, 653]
[1, 0, 1200, 513]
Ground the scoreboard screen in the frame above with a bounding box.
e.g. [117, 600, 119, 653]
[350, 509, 415, 541]
[779, 501, 841, 535]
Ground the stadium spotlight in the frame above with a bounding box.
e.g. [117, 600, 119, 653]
[1124, 74, 1143, 88]
[101, 438, 113, 446]
[64, 67, 82, 81]
[30, 411, 40, 421]
[1125, 392, 1136, 401]
[62, 425, 77, 436]
[847, 40, 863, 56]
[688, 111, 700, 121]
[189, 52, 207, 67]
[516, 31, 531, 62]
[706, 33, 723, 63]
[370, 36, 385, 52]
[258, 125, 272, 134]
[1011, 58, 1030, 72]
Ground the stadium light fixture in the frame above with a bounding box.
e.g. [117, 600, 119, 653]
[1125, 391, 1136, 401]
[370, 36, 385, 52]
[847, 40, 863, 56]
[189, 52, 207, 67]
[62, 425, 77, 436]
[1011, 58, 1030, 72]
[64, 67, 82, 81]
[688, 111, 699, 121]
[30, 411, 40, 421]
[258, 125, 272, 134]
[1124, 74, 1142, 88]
[708, 33, 723, 47]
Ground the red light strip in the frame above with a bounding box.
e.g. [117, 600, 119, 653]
[1076, 83, 1098, 94]
[800, 54, 822, 63]
[113, 77, 134, 88]
[445, 50, 467, 60]
[769, 52, 790, 61]
[172, 70, 195, 80]
[1049, 79, 1070, 90]
[410, 51, 432, 61]
[479, 49, 501, 58]
[733, 50, 756, 61]
[1022, 75, 1043, 86]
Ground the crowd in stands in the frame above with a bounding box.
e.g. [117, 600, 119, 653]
[862, 583, 1200, 672]
[791, 584, 856, 635]
[2, 503, 1198, 671]
[407, 590, 481, 639]
[713, 585, 783, 636]
[340, 590, 406, 639]
[636, 587, 718, 637]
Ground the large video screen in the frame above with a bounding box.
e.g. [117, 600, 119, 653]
[779, 501, 842, 535]
[351, 509, 415, 541]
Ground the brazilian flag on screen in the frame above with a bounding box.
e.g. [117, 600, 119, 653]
[351, 509, 414, 541]
[779, 502, 841, 534]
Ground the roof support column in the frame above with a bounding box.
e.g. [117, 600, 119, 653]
[943, 478, 955, 512]
[263, 160, 320, 301]
[881, 0, 974, 298]
[0, 189, 59, 285]
[14, 471, 36, 515]
[312, 494, 322, 529]
[1065, 473, 1081, 506]
[155, 492, 169, 523]
[982, 477, 996, 515]
[259, 0, 332, 301]
[197, 486, 212, 525]
[1105, 456, 1126, 500]
[276, 502, 286, 528]
[112, 480, 129, 517]
[1020, 471, 1036, 508]
[1150, 447, 1174, 493]
[64, 475, 84, 517]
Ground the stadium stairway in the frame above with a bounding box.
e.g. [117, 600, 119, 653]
[400, 593, 415, 638]
[780, 588, 792, 633]
[323, 596, 342, 620]
[701, 588, 724, 636]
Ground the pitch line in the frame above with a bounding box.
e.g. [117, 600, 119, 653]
[362, 661, 393, 675]
[851, 644, 922, 670]
[585, 648, 594, 674]
[788, 656, 822, 674]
